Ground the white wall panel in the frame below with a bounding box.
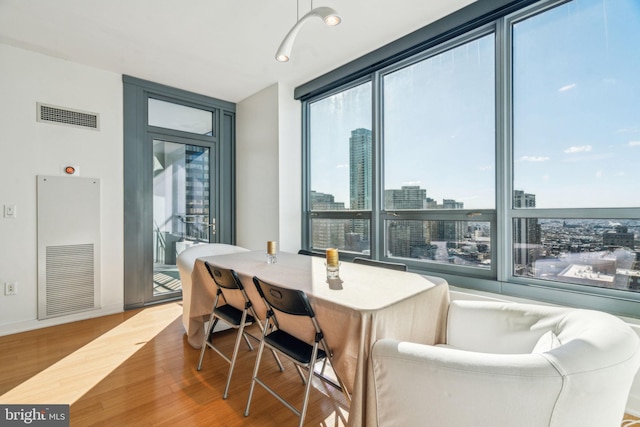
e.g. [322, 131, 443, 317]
[0, 44, 123, 334]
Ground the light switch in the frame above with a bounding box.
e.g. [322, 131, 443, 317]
[4, 204, 16, 218]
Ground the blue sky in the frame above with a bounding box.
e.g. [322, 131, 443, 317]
[310, 0, 639, 210]
[513, 0, 640, 208]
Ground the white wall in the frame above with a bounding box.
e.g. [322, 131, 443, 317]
[0, 44, 124, 335]
[277, 83, 302, 253]
[236, 83, 301, 253]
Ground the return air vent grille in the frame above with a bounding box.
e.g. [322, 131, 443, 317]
[45, 244, 95, 317]
[37, 175, 101, 320]
[37, 102, 99, 130]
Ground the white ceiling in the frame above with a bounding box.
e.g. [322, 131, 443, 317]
[0, 0, 475, 103]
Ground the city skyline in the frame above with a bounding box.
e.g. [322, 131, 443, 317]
[311, 182, 640, 292]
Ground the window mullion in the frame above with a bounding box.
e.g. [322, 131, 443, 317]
[371, 71, 383, 259]
[497, 16, 512, 283]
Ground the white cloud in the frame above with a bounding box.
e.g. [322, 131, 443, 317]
[542, 174, 550, 182]
[478, 165, 492, 171]
[559, 83, 576, 92]
[628, 141, 640, 147]
[336, 164, 348, 169]
[564, 145, 592, 154]
[596, 170, 603, 178]
[520, 155, 550, 162]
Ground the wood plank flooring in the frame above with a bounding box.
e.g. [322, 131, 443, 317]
[0, 302, 637, 426]
[0, 302, 348, 426]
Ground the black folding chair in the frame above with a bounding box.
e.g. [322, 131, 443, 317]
[244, 276, 349, 427]
[352, 256, 408, 271]
[197, 263, 282, 399]
[297, 249, 325, 258]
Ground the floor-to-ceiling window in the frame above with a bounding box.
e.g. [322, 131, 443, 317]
[509, 0, 640, 296]
[381, 31, 496, 279]
[300, 0, 640, 317]
[307, 81, 372, 253]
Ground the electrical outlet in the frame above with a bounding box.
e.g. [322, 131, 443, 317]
[5, 282, 17, 296]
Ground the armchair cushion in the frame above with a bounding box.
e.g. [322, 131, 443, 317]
[531, 330, 562, 354]
[371, 300, 640, 427]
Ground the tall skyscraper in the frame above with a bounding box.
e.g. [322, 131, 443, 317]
[349, 128, 372, 210]
[184, 145, 209, 241]
[349, 128, 372, 244]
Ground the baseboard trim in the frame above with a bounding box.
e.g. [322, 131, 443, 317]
[0, 304, 124, 337]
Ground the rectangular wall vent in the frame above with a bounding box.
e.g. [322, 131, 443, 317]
[37, 176, 101, 319]
[37, 102, 100, 130]
[45, 244, 95, 317]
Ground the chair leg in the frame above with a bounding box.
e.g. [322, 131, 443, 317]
[197, 316, 219, 371]
[298, 345, 319, 427]
[271, 349, 284, 371]
[223, 319, 247, 399]
[320, 358, 328, 375]
[294, 364, 307, 385]
[245, 319, 269, 417]
[241, 330, 254, 351]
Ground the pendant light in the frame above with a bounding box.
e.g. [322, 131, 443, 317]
[275, 5, 341, 62]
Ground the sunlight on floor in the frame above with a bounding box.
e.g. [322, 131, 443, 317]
[322, 406, 349, 427]
[0, 303, 182, 405]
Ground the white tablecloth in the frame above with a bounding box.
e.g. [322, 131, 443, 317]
[190, 250, 450, 427]
[177, 243, 250, 348]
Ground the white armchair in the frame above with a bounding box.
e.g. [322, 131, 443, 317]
[370, 300, 640, 427]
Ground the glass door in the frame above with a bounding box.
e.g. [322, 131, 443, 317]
[152, 139, 213, 297]
[123, 79, 234, 310]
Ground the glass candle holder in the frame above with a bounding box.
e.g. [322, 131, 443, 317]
[266, 253, 277, 264]
[326, 262, 340, 279]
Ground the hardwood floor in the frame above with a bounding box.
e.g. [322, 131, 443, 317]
[624, 413, 640, 426]
[0, 302, 637, 426]
[0, 303, 348, 426]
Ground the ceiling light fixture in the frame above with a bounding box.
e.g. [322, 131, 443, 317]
[275, 6, 342, 62]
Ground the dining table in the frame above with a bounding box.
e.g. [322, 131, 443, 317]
[188, 250, 450, 427]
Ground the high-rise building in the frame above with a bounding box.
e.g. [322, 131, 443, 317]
[603, 225, 635, 249]
[310, 191, 347, 249]
[184, 145, 209, 241]
[442, 199, 464, 209]
[385, 186, 428, 257]
[513, 190, 536, 208]
[349, 128, 372, 243]
[349, 128, 372, 210]
[384, 185, 426, 209]
[310, 191, 345, 210]
[513, 190, 541, 269]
